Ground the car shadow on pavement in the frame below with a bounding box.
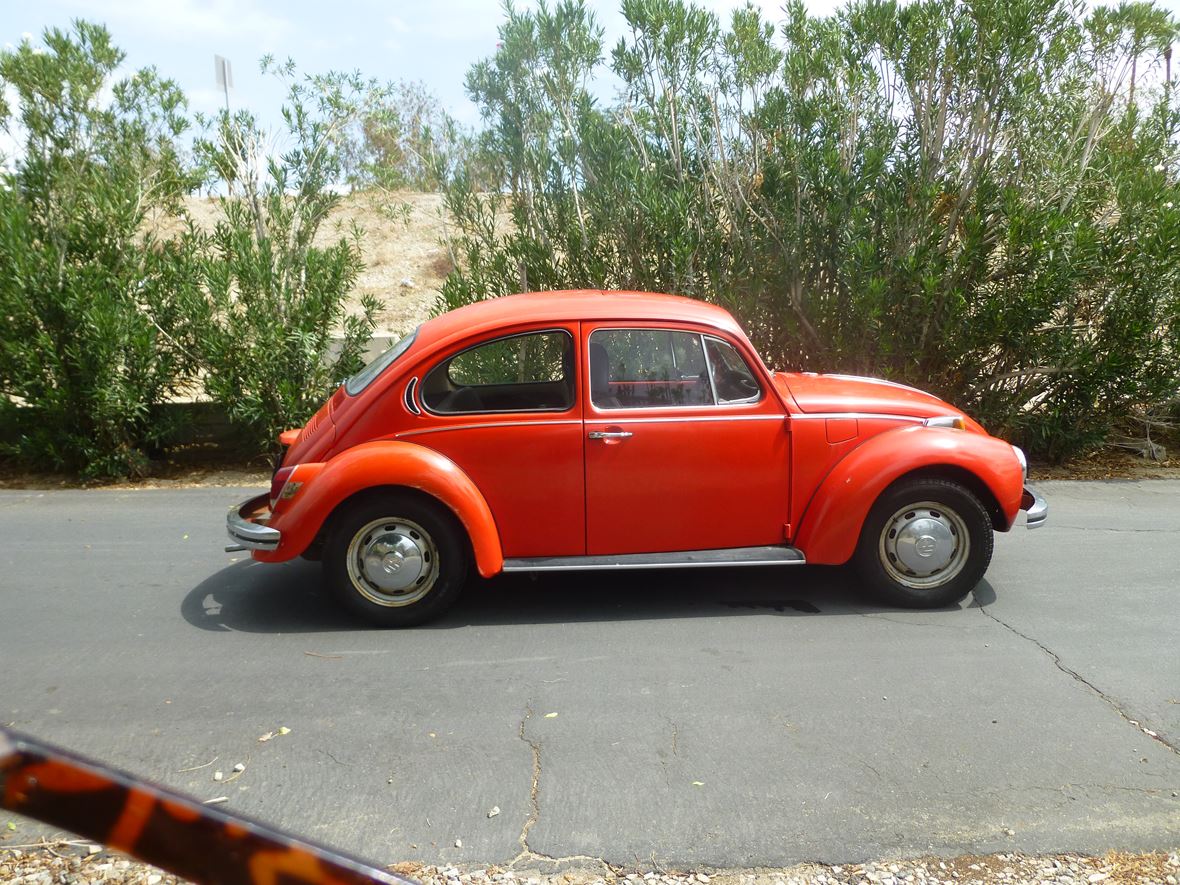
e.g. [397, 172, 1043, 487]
[181, 558, 991, 633]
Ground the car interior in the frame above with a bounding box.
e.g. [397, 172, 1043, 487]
[589, 329, 759, 408]
[421, 330, 576, 413]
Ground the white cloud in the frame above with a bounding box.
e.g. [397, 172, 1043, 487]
[187, 85, 230, 115]
[61, 0, 293, 49]
[397, 0, 505, 42]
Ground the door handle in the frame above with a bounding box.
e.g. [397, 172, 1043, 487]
[588, 430, 633, 440]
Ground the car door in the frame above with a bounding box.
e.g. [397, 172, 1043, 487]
[583, 323, 791, 555]
[401, 325, 586, 558]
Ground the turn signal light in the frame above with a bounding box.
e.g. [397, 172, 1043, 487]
[924, 415, 966, 430]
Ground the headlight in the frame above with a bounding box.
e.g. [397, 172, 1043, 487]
[1012, 445, 1028, 479]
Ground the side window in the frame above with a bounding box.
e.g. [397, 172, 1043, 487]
[422, 330, 574, 414]
[589, 329, 713, 409]
[704, 337, 762, 403]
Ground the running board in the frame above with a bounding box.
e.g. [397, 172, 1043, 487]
[502, 545, 806, 572]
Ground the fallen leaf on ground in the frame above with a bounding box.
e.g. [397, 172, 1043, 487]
[544, 712, 558, 719]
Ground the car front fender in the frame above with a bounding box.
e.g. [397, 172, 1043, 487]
[256, 440, 503, 577]
[793, 425, 1024, 566]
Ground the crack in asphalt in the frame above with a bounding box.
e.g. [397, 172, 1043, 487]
[856, 611, 973, 630]
[655, 717, 680, 788]
[506, 705, 616, 873]
[315, 748, 352, 765]
[976, 602, 1179, 757]
[1045, 524, 1176, 534]
[517, 705, 541, 855]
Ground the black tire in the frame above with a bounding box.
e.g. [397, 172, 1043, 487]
[323, 492, 469, 627]
[852, 478, 993, 609]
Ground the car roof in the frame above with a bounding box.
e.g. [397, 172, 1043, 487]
[413, 290, 746, 353]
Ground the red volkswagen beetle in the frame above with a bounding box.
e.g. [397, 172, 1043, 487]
[227, 290, 1045, 626]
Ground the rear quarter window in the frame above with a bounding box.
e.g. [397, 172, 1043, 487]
[422, 330, 575, 414]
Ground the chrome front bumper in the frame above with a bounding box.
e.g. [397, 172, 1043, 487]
[1022, 484, 1048, 529]
[226, 493, 281, 551]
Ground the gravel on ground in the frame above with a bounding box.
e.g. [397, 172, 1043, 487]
[2, 843, 1177, 885]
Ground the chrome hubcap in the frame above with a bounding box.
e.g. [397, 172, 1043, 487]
[878, 501, 969, 590]
[346, 517, 438, 607]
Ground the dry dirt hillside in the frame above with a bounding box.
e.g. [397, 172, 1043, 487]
[177, 190, 454, 336]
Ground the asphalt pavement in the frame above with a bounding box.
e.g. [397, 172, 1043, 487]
[1, 481, 1177, 868]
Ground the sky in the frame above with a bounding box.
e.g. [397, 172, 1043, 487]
[2, 0, 1177, 156]
[0, 0, 843, 132]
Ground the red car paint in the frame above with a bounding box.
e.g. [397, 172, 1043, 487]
[241, 290, 1029, 574]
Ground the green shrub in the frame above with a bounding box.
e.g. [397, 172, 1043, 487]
[0, 23, 199, 478]
[440, 0, 1180, 462]
[187, 63, 380, 456]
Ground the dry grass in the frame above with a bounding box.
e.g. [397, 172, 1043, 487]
[1029, 449, 1180, 481]
[156, 190, 455, 336]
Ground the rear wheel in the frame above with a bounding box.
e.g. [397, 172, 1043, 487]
[323, 493, 468, 626]
[853, 478, 992, 608]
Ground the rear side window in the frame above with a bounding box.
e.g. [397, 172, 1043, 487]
[422, 330, 574, 414]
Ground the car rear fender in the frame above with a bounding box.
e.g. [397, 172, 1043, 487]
[793, 425, 1024, 565]
[258, 440, 503, 577]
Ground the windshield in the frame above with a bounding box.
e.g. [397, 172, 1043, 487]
[344, 327, 418, 395]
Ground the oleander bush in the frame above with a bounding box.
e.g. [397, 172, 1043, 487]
[2, 5, 1178, 476]
[184, 63, 382, 456]
[0, 22, 200, 478]
[0, 31, 382, 474]
[439, 0, 1180, 461]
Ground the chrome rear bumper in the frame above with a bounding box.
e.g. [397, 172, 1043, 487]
[227, 493, 281, 551]
[1022, 484, 1048, 529]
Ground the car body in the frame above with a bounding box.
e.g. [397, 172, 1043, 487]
[227, 290, 1046, 625]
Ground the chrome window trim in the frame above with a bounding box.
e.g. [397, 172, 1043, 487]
[699, 332, 720, 404]
[584, 413, 783, 425]
[587, 327, 764, 412]
[789, 412, 924, 423]
[421, 327, 576, 417]
[396, 419, 582, 439]
[403, 376, 421, 415]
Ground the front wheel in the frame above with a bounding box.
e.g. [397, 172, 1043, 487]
[852, 478, 993, 608]
[323, 493, 469, 627]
